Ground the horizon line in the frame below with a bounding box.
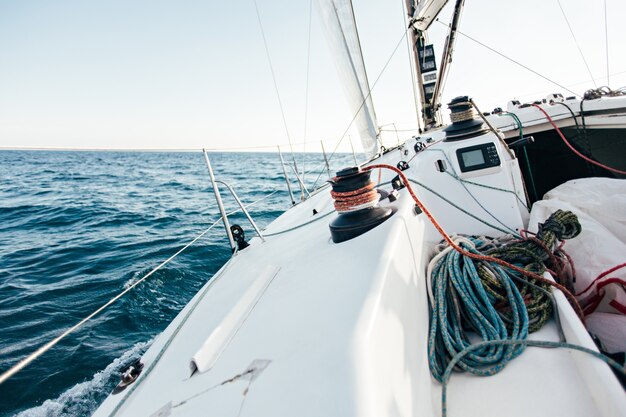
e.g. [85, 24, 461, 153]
[0, 146, 355, 154]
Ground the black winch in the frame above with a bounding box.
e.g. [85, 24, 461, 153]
[328, 167, 394, 243]
[443, 96, 489, 141]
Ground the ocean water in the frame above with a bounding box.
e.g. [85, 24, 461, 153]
[0, 150, 355, 417]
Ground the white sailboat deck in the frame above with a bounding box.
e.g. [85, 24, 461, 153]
[93, 124, 625, 417]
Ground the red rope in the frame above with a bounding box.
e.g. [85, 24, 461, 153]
[581, 278, 626, 316]
[364, 164, 585, 321]
[330, 182, 379, 212]
[333, 189, 379, 212]
[531, 103, 626, 175]
[576, 263, 626, 296]
[329, 183, 375, 198]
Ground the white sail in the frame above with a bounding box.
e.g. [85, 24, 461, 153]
[316, 0, 380, 158]
[410, 0, 450, 31]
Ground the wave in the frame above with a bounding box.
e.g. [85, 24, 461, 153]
[14, 340, 151, 417]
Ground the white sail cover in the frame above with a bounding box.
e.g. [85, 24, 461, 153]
[316, 0, 379, 158]
[411, 0, 449, 31]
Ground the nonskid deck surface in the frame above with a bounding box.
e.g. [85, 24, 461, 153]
[93, 136, 625, 417]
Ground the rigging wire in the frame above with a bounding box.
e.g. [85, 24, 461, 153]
[604, 0, 610, 86]
[435, 20, 580, 98]
[302, 0, 314, 184]
[253, 0, 301, 180]
[223, 189, 281, 218]
[556, 0, 597, 88]
[309, 28, 410, 189]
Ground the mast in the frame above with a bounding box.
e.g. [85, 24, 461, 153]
[404, 15, 436, 130]
[405, 0, 465, 131]
[404, 0, 444, 130]
[430, 0, 465, 115]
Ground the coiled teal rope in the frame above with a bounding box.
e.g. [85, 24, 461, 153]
[428, 237, 529, 382]
[428, 210, 582, 382]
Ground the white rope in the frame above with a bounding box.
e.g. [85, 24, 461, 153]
[0, 219, 222, 386]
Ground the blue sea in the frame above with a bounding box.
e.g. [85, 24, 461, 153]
[0, 150, 355, 417]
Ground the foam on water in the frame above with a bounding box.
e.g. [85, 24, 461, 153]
[15, 341, 151, 417]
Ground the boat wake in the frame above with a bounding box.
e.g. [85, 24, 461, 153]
[15, 340, 151, 417]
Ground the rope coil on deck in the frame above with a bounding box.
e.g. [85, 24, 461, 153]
[427, 210, 581, 382]
[427, 236, 530, 382]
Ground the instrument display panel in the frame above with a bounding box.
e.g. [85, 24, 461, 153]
[456, 142, 500, 172]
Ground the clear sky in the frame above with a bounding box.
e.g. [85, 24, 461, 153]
[1, 0, 625, 153]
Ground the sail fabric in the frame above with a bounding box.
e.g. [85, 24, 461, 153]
[529, 178, 626, 353]
[316, 0, 379, 158]
[411, 0, 449, 31]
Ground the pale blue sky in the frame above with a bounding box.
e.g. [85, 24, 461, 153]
[1, 0, 624, 152]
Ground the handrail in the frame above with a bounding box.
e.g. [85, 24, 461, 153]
[320, 140, 332, 178]
[215, 180, 265, 242]
[283, 163, 311, 200]
[277, 146, 296, 205]
[203, 149, 237, 252]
